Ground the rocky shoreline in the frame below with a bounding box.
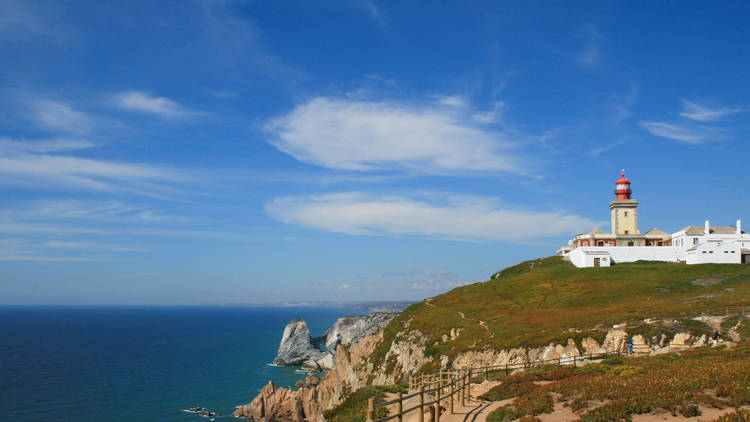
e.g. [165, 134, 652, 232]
[232, 311, 740, 422]
[272, 312, 399, 371]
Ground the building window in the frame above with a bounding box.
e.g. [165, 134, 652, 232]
[710, 251, 714, 254]
[597, 241, 604, 246]
[624, 211, 628, 217]
[608, 242, 613, 246]
[658, 241, 663, 246]
[646, 241, 651, 246]
[583, 241, 589, 246]
[628, 241, 634, 246]
[703, 251, 707, 254]
[625, 230, 629, 234]
[693, 238, 698, 245]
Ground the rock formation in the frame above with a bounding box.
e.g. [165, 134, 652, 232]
[271, 312, 398, 370]
[321, 312, 397, 353]
[272, 319, 325, 367]
[238, 308, 745, 422]
[234, 331, 382, 422]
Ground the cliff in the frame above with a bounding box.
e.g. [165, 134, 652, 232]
[235, 257, 750, 421]
[272, 319, 325, 368]
[234, 331, 382, 421]
[271, 312, 398, 371]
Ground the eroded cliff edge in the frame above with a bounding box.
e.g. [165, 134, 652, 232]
[234, 257, 750, 421]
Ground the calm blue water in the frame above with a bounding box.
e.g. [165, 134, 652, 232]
[0, 306, 363, 421]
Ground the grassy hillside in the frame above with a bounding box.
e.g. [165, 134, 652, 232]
[372, 257, 750, 368]
[481, 343, 750, 421]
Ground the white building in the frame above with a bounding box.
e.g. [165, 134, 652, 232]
[561, 174, 750, 267]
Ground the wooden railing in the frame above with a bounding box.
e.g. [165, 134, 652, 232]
[367, 308, 750, 422]
[366, 369, 471, 422]
[367, 351, 618, 422]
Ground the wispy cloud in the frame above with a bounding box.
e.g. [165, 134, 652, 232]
[0, 153, 184, 196]
[590, 138, 628, 156]
[639, 121, 729, 144]
[266, 96, 531, 174]
[0, 0, 72, 43]
[0, 137, 96, 153]
[29, 99, 94, 134]
[577, 25, 601, 67]
[679, 99, 743, 122]
[613, 83, 638, 124]
[361, 0, 386, 26]
[0, 138, 185, 197]
[639, 99, 740, 144]
[266, 192, 602, 242]
[113, 91, 201, 118]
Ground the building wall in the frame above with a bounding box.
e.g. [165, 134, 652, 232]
[568, 246, 683, 268]
[567, 249, 612, 268]
[685, 242, 741, 265]
[611, 204, 638, 235]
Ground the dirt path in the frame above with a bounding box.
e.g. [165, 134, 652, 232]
[457, 311, 494, 338]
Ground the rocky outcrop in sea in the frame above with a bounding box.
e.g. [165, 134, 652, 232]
[272, 319, 325, 368]
[271, 312, 399, 371]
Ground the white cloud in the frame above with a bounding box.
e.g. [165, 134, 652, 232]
[362, 0, 386, 26]
[113, 91, 199, 118]
[638, 121, 729, 144]
[30, 99, 94, 134]
[679, 100, 742, 122]
[266, 192, 602, 242]
[266, 97, 528, 174]
[577, 25, 601, 67]
[0, 137, 96, 153]
[0, 153, 183, 196]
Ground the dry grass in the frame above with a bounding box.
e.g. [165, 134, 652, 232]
[371, 257, 750, 369]
[481, 343, 750, 421]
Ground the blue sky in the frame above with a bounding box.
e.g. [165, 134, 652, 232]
[2, 1, 749, 305]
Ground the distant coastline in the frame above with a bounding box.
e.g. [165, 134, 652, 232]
[225, 301, 412, 313]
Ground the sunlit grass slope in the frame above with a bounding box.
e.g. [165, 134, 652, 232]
[373, 257, 750, 367]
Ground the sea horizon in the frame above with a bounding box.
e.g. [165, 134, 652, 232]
[0, 304, 383, 421]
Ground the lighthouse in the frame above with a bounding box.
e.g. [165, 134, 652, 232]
[610, 172, 639, 235]
[615, 173, 632, 200]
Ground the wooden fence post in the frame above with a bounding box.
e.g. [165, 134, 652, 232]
[367, 397, 375, 422]
[467, 370, 471, 403]
[419, 385, 424, 422]
[461, 371, 466, 406]
[449, 375, 454, 413]
[398, 392, 403, 422]
[428, 403, 435, 422]
[434, 401, 440, 422]
[436, 377, 442, 419]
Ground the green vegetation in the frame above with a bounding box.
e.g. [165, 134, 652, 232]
[371, 257, 750, 368]
[323, 385, 407, 422]
[481, 343, 750, 421]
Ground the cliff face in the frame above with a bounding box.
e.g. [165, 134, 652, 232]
[322, 312, 397, 353]
[272, 312, 398, 371]
[273, 319, 325, 367]
[234, 331, 382, 421]
[236, 313, 740, 422]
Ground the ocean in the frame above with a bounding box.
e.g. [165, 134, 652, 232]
[0, 306, 365, 421]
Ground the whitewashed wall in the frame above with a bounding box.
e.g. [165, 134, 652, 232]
[685, 242, 741, 264]
[568, 246, 683, 268]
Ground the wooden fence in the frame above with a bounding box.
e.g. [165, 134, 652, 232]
[367, 351, 618, 422]
[367, 308, 750, 422]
